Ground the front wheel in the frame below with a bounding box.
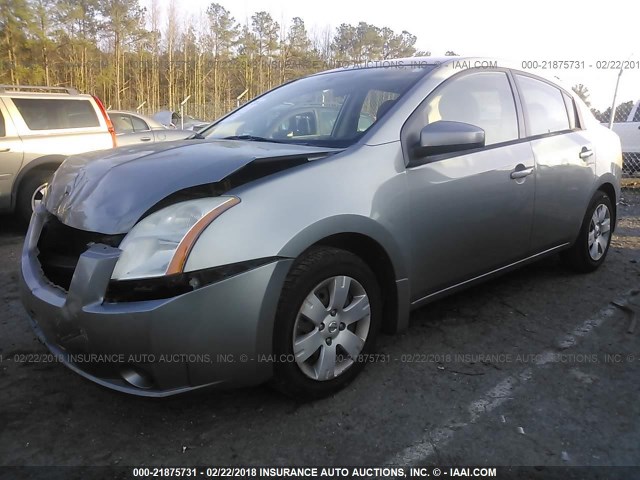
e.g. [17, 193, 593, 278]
[272, 247, 381, 400]
[562, 191, 614, 273]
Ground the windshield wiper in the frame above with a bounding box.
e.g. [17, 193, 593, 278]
[188, 132, 205, 139]
[223, 135, 288, 143]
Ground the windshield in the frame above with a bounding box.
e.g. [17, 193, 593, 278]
[200, 65, 435, 148]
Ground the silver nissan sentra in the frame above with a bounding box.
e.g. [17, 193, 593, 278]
[21, 57, 622, 399]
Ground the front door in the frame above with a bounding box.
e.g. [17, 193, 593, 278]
[404, 70, 535, 300]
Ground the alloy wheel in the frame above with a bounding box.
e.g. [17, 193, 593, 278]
[588, 203, 611, 261]
[292, 275, 371, 381]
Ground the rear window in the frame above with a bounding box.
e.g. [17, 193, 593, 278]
[12, 98, 100, 130]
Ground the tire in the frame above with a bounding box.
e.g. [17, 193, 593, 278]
[272, 247, 382, 400]
[562, 191, 614, 273]
[16, 169, 56, 225]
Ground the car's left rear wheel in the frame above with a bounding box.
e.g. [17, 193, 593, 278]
[272, 247, 381, 400]
[562, 190, 613, 273]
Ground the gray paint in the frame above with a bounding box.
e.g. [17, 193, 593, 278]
[22, 57, 623, 395]
[21, 206, 293, 395]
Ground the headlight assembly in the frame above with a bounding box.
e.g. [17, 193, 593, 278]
[111, 196, 239, 280]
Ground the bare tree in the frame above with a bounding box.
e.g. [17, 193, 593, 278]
[572, 84, 591, 107]
[0, 1, 427, 121]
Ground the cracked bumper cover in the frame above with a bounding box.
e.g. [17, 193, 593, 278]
[20, 206, 293, 397]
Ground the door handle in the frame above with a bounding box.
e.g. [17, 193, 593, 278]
[510, 166, 534, 179]
[579, 146, 594, 159]
[0, 148, 10, 153]
[140, 137, 152, 142]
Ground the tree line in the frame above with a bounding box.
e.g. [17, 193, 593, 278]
[0, 0, 432, 119]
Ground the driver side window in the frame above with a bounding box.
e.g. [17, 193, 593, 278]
[424, 71, 519, 146]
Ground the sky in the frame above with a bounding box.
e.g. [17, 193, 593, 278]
[147, 0, 639, 111]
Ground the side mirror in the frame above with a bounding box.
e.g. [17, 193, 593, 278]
[410, 121, 485, 165]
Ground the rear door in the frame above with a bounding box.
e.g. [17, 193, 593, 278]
[0, 99, 24, 210]
[403, 70, 536, 300]
[513, 73, 596, 251]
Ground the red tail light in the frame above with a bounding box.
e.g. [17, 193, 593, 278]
[92, 95, 117, 148]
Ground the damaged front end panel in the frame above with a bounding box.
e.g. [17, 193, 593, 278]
[45, 139, 340, 234]
[36, 139, 337, 295]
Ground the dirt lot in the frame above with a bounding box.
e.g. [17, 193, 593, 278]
[0, 190, 639, 470]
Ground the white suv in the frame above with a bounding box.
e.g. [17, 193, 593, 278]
[0, 85, 116, 222]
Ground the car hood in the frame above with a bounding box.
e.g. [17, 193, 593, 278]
[45, 140, 339, 234]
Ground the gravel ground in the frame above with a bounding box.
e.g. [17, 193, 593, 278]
[0, 190, 639, 469]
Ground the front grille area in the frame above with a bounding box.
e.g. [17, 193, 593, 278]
[37, 216, 125, 291]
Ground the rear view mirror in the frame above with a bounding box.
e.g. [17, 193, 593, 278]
[411, 121, 485, 164]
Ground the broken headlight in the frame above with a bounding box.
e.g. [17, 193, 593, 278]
[111, 196, 239, 280]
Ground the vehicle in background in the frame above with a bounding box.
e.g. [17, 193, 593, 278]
[152, 110, 209, 132]
[610, 100, 640, 173]
[0, 85, 115, 223]
[108, 110, 194, 146]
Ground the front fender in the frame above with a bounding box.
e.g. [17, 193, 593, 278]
[183, 143, 410, 280]
[278, 214, 409, 280]
[594, 172, 621, 204]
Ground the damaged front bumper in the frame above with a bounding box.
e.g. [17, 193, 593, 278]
[20, 206, 292, 397]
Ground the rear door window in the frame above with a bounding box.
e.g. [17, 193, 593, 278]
[12, 98, 100, 130]
[131, 115, 150, 132]
[0, 110, 5, 137]
[634, 105, 640, 122]
[515, 75, 570, 136]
